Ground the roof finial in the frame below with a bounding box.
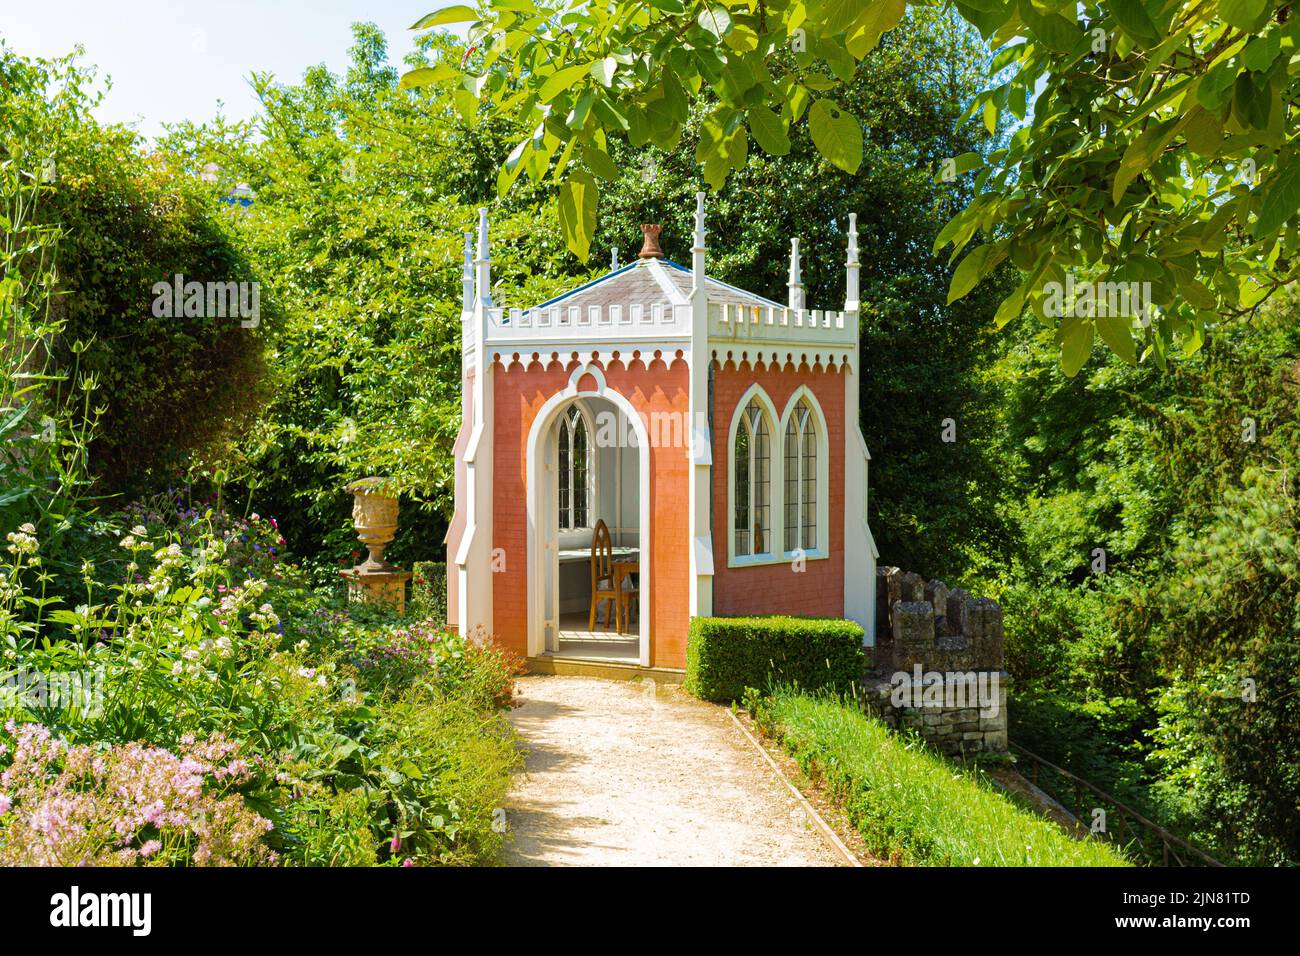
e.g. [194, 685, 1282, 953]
[476, 207, 490, 262]
[788, 237, 804, 311]
[611, 247, 619, 270]
[692, 192, 707, 299]
[638, 224, 665, 259]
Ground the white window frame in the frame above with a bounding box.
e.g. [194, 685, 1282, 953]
[778, 386, 830, 562]
[727, 385, 781, 567]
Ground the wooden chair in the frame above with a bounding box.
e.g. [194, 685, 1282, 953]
[589, 520, 618, 631]
[615, 561, 640, 635]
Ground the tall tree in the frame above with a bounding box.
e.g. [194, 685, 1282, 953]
[406, 0, 1300, 371]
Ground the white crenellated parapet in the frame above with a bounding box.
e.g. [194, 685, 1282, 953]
[482, 301, 692, 342]
[708, 302, 855, 343]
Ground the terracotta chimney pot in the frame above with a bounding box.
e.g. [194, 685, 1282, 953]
[638, 224, 665, 259]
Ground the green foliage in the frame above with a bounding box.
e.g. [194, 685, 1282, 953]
[580, 14, 1011, 579]
[157, 26, 580, 576]
[0, 513, 522, 866]
[753, 689, 1131, 866]
[939, 1, 1300, 369]
[410, 0, 1300, 368]
[685, 615, 864, 703]
[411, 560, 448, 624]
[977, 300, 1300, 864]
[3, 47, 264, 494]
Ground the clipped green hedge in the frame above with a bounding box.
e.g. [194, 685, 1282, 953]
[756, 690, 1132, 866]
[411, 561, 448, 623]
[685, 616, 865, 703]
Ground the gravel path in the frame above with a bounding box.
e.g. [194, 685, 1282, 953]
[503, 675, 844, 867]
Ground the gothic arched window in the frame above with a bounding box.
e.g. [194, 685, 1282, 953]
[733, 396, 772, 556]
[784, 397, 818, 552]
[557, 406, 591, 530]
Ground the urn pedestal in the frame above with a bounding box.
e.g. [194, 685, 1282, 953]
[340, 477, 411, 613]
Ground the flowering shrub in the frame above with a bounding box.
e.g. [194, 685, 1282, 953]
[0, 720, 273, 866]
[118, 492, 289, 579]
[346, 620, 523, 711]
[0, 516, 521, 867]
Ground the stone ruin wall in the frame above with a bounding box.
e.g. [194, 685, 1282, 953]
[862, 567, 1010, 756]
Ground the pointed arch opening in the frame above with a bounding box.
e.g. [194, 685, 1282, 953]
[727, 386, 779, 564]
[779, 386, 830, 559]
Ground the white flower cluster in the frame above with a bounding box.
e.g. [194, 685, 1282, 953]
[249, 602, 279, 632]
[6, 523, 38, 556]
[119, 525, 151, 551]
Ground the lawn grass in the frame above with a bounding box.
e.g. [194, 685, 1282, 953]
[755, 689, 1133, 867]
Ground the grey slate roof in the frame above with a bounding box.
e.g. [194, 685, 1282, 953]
[531, 258, 784, 314]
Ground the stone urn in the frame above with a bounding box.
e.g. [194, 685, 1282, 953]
[341, 477, 411, 611]
[347, 476, 400, 571]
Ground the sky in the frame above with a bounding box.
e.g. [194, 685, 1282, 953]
[1, 0, 456, 140]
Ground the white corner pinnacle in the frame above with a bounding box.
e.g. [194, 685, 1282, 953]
[461, 231, 474, 314]
[476, 207, 489, 260]
[611, 247, 619, 271]
[846, 213, 860, 312]
[475, 207, 492, 309]
[788, 237, 805, 311]
[691, 190, 707, 297]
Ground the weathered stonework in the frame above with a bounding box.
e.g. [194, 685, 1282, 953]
[863, 566, 1010, 756]
[341, 567, 412, 614]
[342, 477, 411, 613]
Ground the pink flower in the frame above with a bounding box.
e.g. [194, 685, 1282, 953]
[390, 835, 401, 853]
[0, 795, 11, 815]
[402, 858, 413, 868]
[139, 840, 162, 858]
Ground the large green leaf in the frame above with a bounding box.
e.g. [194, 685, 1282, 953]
[947, 243, 1000, 304]
[539, 64, 592, 104]
[591, 57, 617, 88]
[1058, 315, 1094, 377]
[747, 105, 791, 156]
[410, 5, 480, 29]
[1017, 0, 1081, 54]
[1251, 151, 1300, 238]
[1112, 116, 1180, 204]
[808, 99, 862, 174]
[399, 63, 458, 90]
[845, 0, 906, 58]
[1110, 0, 1161, 45]
[1096, 314, 1138, 365]
[696, 5, 733, 37]
[581, 144, 620, 181]
[558, 170, 598, 261]
[1219, 0, 1269, 33]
